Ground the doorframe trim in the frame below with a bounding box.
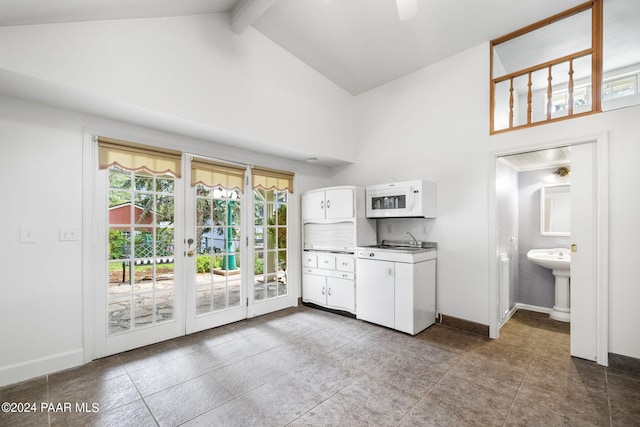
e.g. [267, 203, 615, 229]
[82, 130, 96, 363]
[596, 132, 609, 366]
[487, 131, 609, 366]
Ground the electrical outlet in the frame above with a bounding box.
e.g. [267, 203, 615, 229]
[386, 223, 392, 234]
[59, 227, 79, 241]
[422, 225, 429, 235]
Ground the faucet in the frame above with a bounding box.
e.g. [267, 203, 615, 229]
[405, 232, 419, 246]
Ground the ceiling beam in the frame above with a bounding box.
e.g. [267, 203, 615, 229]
[230, 0, 277, 35]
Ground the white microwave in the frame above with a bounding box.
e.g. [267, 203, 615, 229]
[365, 180, 436, 218]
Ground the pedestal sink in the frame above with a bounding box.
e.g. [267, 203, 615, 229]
[527, 248, 571, 322]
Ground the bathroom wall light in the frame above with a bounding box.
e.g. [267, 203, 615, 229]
[554, 166, 570, 177]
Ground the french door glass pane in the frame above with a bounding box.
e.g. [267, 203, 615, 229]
[194, 185, 242, 315]
[253, 188, 288, 301]
[107, 166, 176, 335]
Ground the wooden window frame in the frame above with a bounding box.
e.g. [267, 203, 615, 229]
[490, 0, 603, 134]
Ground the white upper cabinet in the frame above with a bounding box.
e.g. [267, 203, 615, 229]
[302, 187, 354, 222]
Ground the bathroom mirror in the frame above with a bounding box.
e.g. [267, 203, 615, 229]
[540, 184, 570, 236]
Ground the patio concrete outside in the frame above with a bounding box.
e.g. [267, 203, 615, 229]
[107, 270, 286, 335]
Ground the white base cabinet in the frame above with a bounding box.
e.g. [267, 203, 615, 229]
[302, 252, 356, 313]
[355, 259, 395, 328]
[394, 260, 436, 335]
[356, 258, 436, 335]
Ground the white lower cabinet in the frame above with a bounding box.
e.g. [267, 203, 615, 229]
[356, 258, 436, 335]
[302, 252, 356, 313]
[355, 260, 395, 328]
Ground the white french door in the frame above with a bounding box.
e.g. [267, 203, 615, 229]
[249, 185, 296, 317]
[95, 165, 185, 358]
[185, 159, 297, 329]
[184, 158, 248, 333]
[95, 148, 296, 357]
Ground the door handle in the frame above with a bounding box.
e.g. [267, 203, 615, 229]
[321, 286, 325, 295]
[186, 238, 195, 257]
[327, 200, 331, 209]
[328, 287, 332, 296]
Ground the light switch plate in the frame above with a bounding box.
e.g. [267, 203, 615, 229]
[59, 227, 80, 241]
[20, 226, 38, 243]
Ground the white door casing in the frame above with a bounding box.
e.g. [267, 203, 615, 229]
[488, 132, 608, 366]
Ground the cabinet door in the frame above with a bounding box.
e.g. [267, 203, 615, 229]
[394, 262, 414, 334]
[394, 260, 436, 335]
[302, 272, 326, 306]
[324, 188, 354, 220]
[301, 190, 326, 221]
[327, 277, 355, 313]
[356, 258, 395, 328]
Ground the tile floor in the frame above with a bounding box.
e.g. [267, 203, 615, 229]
[1, 307, 639, 426]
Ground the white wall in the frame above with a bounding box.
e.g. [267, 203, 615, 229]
[0, 97, 85, 384]
[0, 14, 355, 164]
[331, 44, 491, 325]
[0, 94, 332, 386]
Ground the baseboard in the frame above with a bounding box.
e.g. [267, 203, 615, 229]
[498, 306, 517, 329]
[608, 352, 640, 376]
[439, 314, 489, 337]
[513, 303, 553, 314]
[302, 302, 356, 319]
[498, 304, 553, 332]
[0, 348, 84, 387]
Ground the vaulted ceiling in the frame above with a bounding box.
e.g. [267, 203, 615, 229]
[0, 0, 592, 95]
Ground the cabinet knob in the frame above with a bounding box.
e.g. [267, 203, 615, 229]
[322, 286, 325, 295]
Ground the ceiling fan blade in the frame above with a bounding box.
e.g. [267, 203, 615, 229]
[396, 0, 418, 21]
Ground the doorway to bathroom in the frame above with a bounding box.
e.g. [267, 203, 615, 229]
[496, 146, 571, 324]
[490, 135, 608, 365]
